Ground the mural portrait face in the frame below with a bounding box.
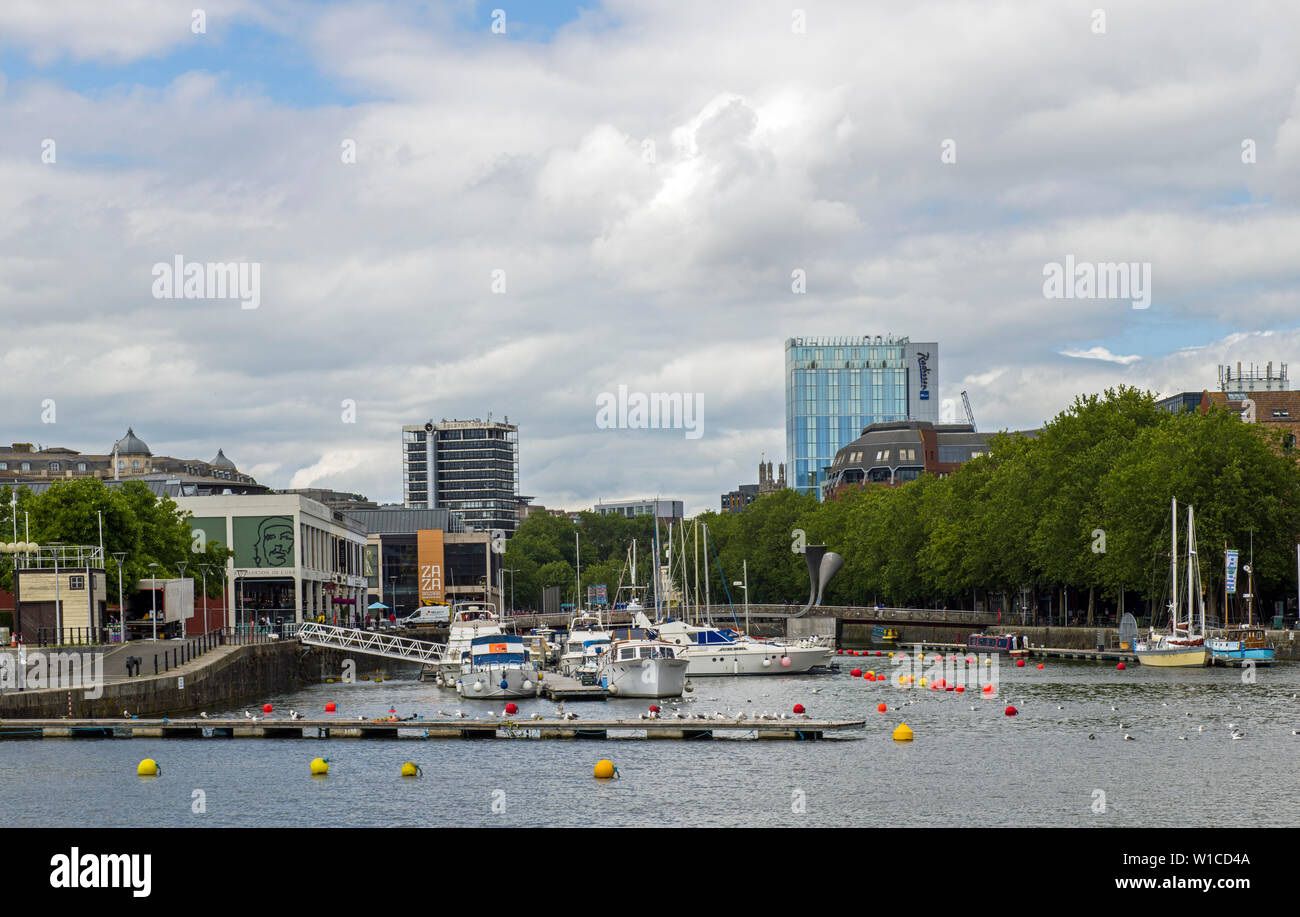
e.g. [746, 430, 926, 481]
[254, 516, 294, 567]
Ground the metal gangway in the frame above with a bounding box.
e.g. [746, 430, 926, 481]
[294, 622, 447, 665]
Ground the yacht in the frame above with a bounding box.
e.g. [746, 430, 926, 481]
[436, 603, 504, 684]
[1208, 544, 1275, 666]
[456, 634, 539, 699]
[633, 613, 832, 676]
[600, 628, 689, 698]
[1135, 499, 1209, 668]
[559, 612, 612, 675]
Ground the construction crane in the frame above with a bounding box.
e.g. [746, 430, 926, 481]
[961, 391, 977, 431]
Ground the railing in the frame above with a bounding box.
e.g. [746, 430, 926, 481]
[294, 622, 447, 663]
[499, 604, 1003, 630]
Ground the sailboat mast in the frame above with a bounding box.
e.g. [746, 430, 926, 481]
[1171, 498, 1178, 632]
[703, 522, 711, 625]
[693, 518, 700, 625]
[1187, 504, 1195, 636]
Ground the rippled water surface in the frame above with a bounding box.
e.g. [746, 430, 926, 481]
[4, 654, 1299, 827]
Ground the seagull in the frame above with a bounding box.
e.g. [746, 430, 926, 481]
[1198, 725, 1204, 732]
[199, 712, 208, 719]
[244, 710, 253, 719]
[1110, 706, 1118, 712]
[1291, 730, 1299, 736]
[564, 712, 579, 721]
[437, 710, 451, 717]
[969, 706, 976, 711]
[1179, 736, 1187, 740]
[1124, 734, 1135, 741]
[1088, 734, 1096, 740]
[531, 712, 544, 720]
[1231, 731, 1244, 740]
[1057, 706, 1063, 710]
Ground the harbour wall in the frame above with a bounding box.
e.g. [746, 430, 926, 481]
[831, 621, 1300, 661]
[0, 642, 407, 719]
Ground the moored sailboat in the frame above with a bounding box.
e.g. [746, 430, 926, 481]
[1135, 498, 1209, 668]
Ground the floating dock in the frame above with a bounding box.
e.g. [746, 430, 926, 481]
[538, 673, 608, 701]
[0, 717, 865, 741]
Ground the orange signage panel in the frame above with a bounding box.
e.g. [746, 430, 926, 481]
[417, 529, 445, 605]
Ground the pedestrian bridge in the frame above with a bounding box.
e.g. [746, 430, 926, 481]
[293, 623, 446, 664]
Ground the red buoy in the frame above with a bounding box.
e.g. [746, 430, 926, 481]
[875, 651, 882, 656]
[793, 704, 805, 714]
[877, 702, 887, 713]
[1005, 705, 1018, 716]
[1036, 663, 1044, 670]
[649, 704, 659, 714]
[851, 668, 863, 677]
[982, 684, 994, 694]
[1015, 659, 1025, 668]
[955, 685, 965, 693]
[1117, 662, 1126, 670]
[505, 702, 518, 715]
[263, 703, 273, 713]
[325, 702, 336, 713]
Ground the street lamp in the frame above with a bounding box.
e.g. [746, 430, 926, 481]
[504, 568, 518, 615]
[200, 564, 212, 635]
[49, 543, 64, 645]
[732, 558, 749, 634]
[148, 563, 159, 642]
[176, 561, 188, 640]
[112, 552, 127, 645]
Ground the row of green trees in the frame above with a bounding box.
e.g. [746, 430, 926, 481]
[0, 479, 232, 602]
[499, 387, 1300, 625]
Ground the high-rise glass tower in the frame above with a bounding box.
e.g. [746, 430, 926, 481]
[785, 336, 939, 497]
[402, 419, 520, 533]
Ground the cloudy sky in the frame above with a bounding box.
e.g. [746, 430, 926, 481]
[2, 0, 1298, 514]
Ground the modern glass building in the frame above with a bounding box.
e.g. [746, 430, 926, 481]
[402, 419, 520, 534]
[785, 335, 939, 497]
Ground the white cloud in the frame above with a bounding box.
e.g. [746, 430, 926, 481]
[2, 0, 1299, 515]
[1059, 348, 1142, 366]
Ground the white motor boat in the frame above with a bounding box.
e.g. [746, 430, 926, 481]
[437, 603, 503, 684]
[600, 630, 689, 698]
[559, 612, 612, 675]
[634, 614, 832, 676]
[456, 634, 539, 699]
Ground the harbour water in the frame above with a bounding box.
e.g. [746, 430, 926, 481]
[3, 656, 1297, 828]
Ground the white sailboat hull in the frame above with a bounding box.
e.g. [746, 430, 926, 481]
[455, 664, 539, 699]
[679, 643, 831, 676]
[603, 657, 690, 697]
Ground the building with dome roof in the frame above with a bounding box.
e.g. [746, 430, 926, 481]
[0, 428, 268, 495]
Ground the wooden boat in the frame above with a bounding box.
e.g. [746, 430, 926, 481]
[966, 633, 1028, 655]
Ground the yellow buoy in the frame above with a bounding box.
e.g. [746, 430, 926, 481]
[400, 762, 421, 777]
[137, 758, 160, 777]
[918, 677, 928, 687]
[888, 652, 894, 658]
[325, 678, 335, 684]
[893, 723, 914, 742]
[310, 757, 330, 776]
[593, 759, 617, 779]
